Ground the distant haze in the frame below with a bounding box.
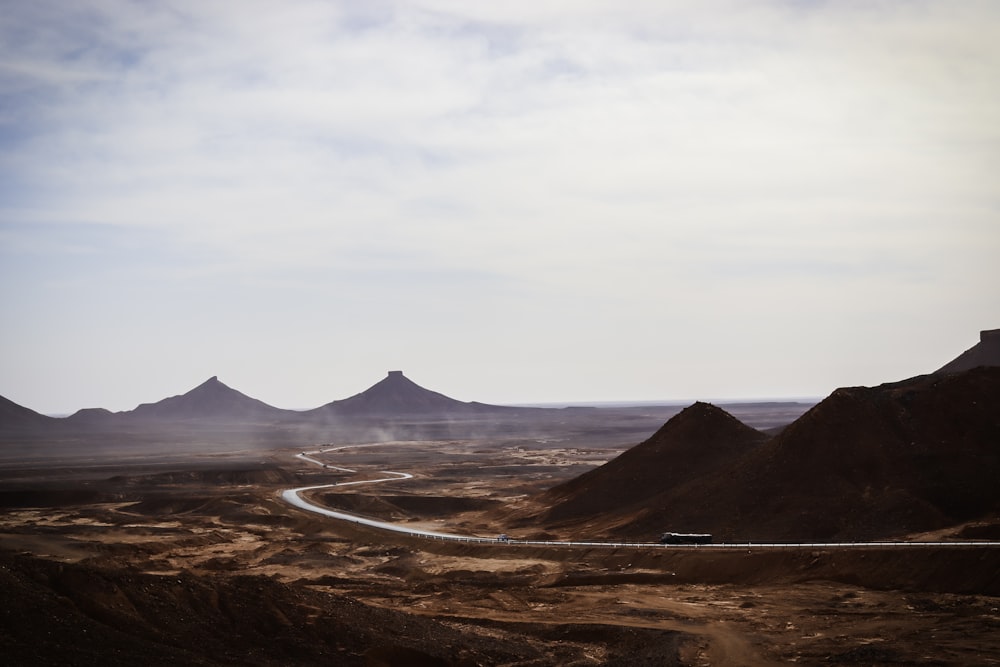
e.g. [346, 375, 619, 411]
[1, 2, 998, 414]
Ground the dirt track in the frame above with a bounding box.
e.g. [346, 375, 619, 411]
[2, 440, 1000, 665]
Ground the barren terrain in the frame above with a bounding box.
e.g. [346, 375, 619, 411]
[2, 433, 999, 666]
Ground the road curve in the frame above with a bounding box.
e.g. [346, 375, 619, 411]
[280, 446, 1000, 550]
[282, 448, 473, 540]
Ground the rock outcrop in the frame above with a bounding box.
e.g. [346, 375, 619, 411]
[936, 329, 1000, 374]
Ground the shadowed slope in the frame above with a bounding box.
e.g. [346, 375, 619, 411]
[0, 395, 56, 431]
[731, 367, 1000, 539]
[540, 402, 767, 525]
[534, 367, 1000, 542]
[3, 550, 684, 667]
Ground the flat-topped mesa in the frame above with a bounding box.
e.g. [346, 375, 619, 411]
[318, 370, 472, 416]
[935, 327, 1000, 374]
[310, 370, 520, 417]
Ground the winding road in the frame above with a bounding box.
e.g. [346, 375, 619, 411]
[280, 445, 1000, 549]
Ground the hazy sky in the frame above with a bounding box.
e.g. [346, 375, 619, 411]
[2, 1, 998, 414]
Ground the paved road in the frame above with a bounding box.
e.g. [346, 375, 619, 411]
[280, 446, 1000, 549]
[281, 447, 474, 539]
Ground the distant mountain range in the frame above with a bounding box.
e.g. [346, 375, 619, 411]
[0, 371, 526, 435]
[3, 328, 996, 429]
[3, 331, 999, 541]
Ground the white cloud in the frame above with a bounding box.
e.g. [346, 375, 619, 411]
[2, 0, 999, 411]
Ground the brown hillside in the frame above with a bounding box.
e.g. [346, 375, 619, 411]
[740, 367, 1000, 537]
[539, 402, 768, 525]
[534, 367, 1000, 543]
[2, 549, 632, 667]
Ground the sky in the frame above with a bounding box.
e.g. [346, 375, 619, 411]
[1, 1, 998, 414]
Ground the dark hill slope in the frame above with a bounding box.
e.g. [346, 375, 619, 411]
[0, 395, 55, 432]
[309, 371, 518, 418]
[936, 328, 1000, 374]
[536, 367, 1000, 542]
[735, 367, 1000, 539]
[127, 377, 294, 423]
[540, 402, 768, 525]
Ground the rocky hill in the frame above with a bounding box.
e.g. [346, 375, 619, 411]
[737, 367, 1000, 540]
[534, 367, 1000, 542]
[539, 402, 768, 526]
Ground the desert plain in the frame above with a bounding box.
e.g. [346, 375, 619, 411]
[1, 391, 999, 667]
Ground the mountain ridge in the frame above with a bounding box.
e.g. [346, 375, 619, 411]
[530, 366, 1000, 542]
[0, 370, 533, 434]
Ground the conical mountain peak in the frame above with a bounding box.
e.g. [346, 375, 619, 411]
[642, 401, 765, 453]
[128, 376, 289, 422]
[188, 375, 227, 395]
[600, 401, 764, 475]
[541, 401, 767, 523]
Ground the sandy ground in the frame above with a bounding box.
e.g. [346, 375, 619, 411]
[2, 439, 999, 665]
